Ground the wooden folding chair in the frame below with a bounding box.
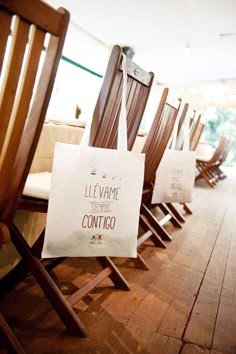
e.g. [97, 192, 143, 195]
[18, 45, 154, 334]
[0, 0, 95, 340]
[195, 136, 227, 187]
[212, 138, 233, 180]
[131, 88, 181, 268]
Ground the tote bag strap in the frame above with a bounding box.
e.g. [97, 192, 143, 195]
[170, 113, 180, 150]
[117, 53, 128, 151]
[81, 53, 128, 152]
[182, 115, 190, 151]
[170, 113, 190, 151]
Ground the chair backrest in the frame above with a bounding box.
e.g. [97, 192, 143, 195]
[220, 138, 233, 163]
[210, 136, 227, 163]
[90, 45, 154, 150]
[190, 114, 205, 151]
[0, 0, 69, 243]
[142, 88, 181, 184]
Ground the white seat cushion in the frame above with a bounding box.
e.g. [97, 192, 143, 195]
[196, 155, 212, 162]
[23, 172, 51, 200]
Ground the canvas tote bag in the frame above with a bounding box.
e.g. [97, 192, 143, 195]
[42, 55, 145, 258]
[151, 116, 196, 204]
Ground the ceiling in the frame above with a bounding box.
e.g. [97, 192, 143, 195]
[45, 0, 236, 109]
[45, 0, 236, 82]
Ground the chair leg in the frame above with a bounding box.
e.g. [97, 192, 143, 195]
[216, 166, 226, 179]
[0, 312, 25, 354]
[10, 223, 88, 337]
[165, 203, 186, 222]
[196, 163, 215, 188]
[199, 170, 215, 187]
[131, 252, 150, 270]
[182, 203, 193, 215]
[66, 256, 130, 306]
[141, 204, 172, 242]
[96, 257, 130, 290]
[127, 212, 166, 270]
[139, 215, 166, 248]
[158, 203, 183, 228]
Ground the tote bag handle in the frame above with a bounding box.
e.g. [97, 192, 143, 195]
[81, 53, 128, 152]
[182, 115, 190, 151]
[170, 114, 190, 151]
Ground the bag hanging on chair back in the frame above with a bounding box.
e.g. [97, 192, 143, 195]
[42, 55, 145, 258]
[151, 115, 196, 204]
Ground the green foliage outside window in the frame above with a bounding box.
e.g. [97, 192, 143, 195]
[202, 108, 236, 166]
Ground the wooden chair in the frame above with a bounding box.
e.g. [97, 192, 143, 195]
[195, 136, 227, 187]
[0, 0, 70, 348]
[212, 138, 233, 180]
[18, 45, 154, 334]
[133, 88, 181, 268]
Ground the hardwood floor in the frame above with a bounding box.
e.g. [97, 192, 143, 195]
[1, 167, 236, 354]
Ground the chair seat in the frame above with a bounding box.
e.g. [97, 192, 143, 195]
[23, 172, 51, 200]
[196, 154, 212, 162]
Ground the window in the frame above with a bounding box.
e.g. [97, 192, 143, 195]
[45, 21, 111, 123]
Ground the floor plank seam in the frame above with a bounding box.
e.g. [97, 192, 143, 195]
[178, 340, 185, 354]
[180, 206, 228, 345]
[179, 339, 211, 353]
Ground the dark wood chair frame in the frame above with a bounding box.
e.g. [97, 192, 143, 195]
[0, 0, 71, 350]
[211, 138, 233, 180]
[195, 136, 228, 187]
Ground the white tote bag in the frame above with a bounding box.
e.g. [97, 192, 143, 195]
[42, 55, 145, 258]
[151, 116, 196, 204]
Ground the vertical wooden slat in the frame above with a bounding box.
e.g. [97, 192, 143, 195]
[0, 16, 29, 155]
[108, 78, 138, 150]
[127, 84, 148, 149]
[143, 93, 181, 184]
[103, 73, 123, 148]
[0, 10, 12, 75]
[0, 26, 45, 186]
[94, 70, 123, 148]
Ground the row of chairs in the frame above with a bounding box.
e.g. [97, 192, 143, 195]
[195, 136, 233, 187]
[0, 1, 206, 352]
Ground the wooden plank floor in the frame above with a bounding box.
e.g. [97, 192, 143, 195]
[0, 167, 236, 354]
